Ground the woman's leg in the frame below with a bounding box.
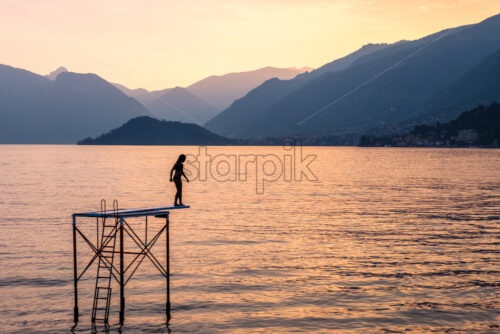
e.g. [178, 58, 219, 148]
[174, 178, 182, 205]
[178, 180, 183, 205]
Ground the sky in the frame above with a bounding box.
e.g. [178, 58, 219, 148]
[1, 0, 499, 90]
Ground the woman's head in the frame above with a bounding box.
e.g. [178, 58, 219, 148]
[177, 154, 186, 163]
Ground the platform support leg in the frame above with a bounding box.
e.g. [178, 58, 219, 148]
[166, 214, 171, 322]
[119, 217, 125, 325]
[72, 215, 79, 323]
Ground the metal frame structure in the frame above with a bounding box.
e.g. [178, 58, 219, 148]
[72, 204, 189, 326]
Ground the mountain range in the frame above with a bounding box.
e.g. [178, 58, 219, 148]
[0, 65, 150, 144]
[113, 84, 218, 124]
[206, 13, 500, 138]
[186, 66, 313, 110]
[113, 66, 311, 124]
[1, 13, 500, 144]
[0, 65, 309, 143]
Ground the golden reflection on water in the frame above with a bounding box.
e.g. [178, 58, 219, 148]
[0, 145, 499, 333]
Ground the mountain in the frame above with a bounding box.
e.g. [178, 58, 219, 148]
[78, 116, 232, 145]
[298, 43, 389, 81]
[187, 66, 312, 110]
[0, 65, 151, 143]
[360, 102, 500, 147]
[420, 45, 500, 122]
[205, 43, 390, 137]
[115, 84, 218, 124]
[46, 66, 68, 80]
[206, 13, 500, 138]
[115, 66, 311, 124]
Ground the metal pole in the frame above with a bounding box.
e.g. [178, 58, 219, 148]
[119, 217, 125, 325]
[166, 213, 171, 322]
[96, 217, 99, 247]
[72, 215, 79, 323]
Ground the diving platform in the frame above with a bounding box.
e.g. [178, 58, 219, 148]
[71, 201, 189, 327]
[74, 205, 189, 218]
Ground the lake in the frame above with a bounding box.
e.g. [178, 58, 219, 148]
[0, 145, 499, 333]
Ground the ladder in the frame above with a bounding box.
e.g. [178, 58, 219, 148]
[91, 200, 119, 324]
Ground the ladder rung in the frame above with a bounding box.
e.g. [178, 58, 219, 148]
[97, 276, 110, 279]
[97, 286, 111, 290]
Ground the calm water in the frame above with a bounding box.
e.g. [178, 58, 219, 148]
[0, 145, 499, 333]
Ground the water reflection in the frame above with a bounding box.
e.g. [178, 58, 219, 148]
[0, 146, 498, 333]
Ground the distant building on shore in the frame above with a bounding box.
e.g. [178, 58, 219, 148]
[359, 103, 500, 148]
[456, 129, 478, 144]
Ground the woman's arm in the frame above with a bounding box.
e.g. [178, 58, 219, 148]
[182, 171, 189, 182]
[170, 165, 174, 181]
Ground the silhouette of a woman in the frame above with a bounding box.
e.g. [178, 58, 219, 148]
[170, 154, 189, 206]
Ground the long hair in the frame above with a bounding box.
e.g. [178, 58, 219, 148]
[177, 154, 186, 163]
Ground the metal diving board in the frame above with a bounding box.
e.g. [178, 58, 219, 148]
[74, 205, 190, 218]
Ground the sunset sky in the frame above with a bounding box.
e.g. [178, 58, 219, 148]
[1, 0, 499, 90]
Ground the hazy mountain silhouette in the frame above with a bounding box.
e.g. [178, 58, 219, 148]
[114, 66, 310, 124]
[298, 43, 389, 81]
[205, 43, 390, 137]
[0, 65, 150, 143]
[45, 66, 68, 80]
[206, 13, 500, 138]
[420, 45, 500, 122]
[187, 66, 312, 110]
[114, 84, 218, 124]
[78, 116, 232, 145]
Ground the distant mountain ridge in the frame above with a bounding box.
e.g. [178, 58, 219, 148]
[46, 66, 68, 80]
[114, 66, 311, 124]
[114, 83, 218, 124]
[186, 66, 312, 110]
[296, 43, 389, 81]
[0, 63, 310, 143]
[206, 13, 500, 139]
[3, 13, 500, 144]
[205, 43, 388, 137]
[0, 65, 150, 143]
